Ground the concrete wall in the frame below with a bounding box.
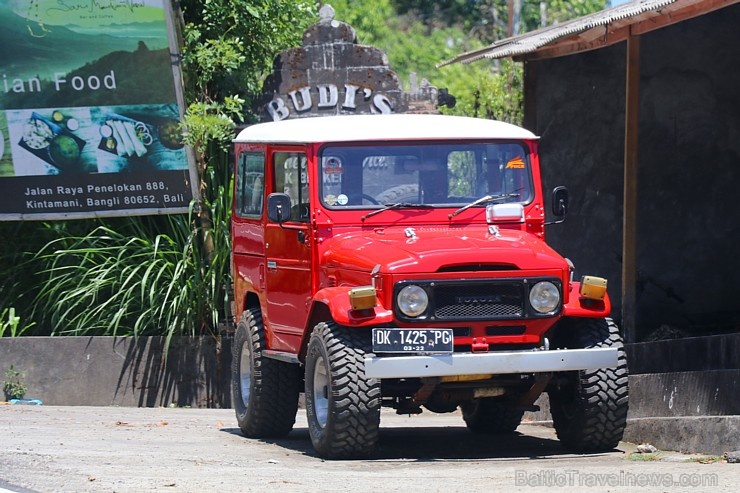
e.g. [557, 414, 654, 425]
[623, 334, 740, 454]
[0, 336, 231, 408]
[525, 333, 740, 454]
[4, 333, 739, 453]
[529, 5, 740, 340]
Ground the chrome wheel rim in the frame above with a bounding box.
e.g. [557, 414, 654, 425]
[239, 339, 252, 407]
[312, 355, 329, 428]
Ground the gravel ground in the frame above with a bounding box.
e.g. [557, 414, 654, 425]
[0, 405, 737, 492]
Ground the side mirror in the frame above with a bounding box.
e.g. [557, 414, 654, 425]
[549, 186, 569, 224]
[552, 186, 569, 217]
[267, 193, 292, 223]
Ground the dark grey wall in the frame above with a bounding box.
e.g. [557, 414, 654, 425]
[532, 43, 627, 326]
[530, 5, 740, 340]
[636, 8, 740, 334]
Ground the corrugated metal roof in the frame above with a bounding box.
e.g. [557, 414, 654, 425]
[439, 0, 733, 65]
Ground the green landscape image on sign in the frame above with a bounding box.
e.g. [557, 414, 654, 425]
[0, 0, 192, 218]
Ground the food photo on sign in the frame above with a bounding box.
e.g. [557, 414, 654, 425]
[6, 108, 92, 175]
[5, 104, 186, 176]
[91, 104, 186, 173]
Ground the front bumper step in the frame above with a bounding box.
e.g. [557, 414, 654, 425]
[364, 347, 618, 379]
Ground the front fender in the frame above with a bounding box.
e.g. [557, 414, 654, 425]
[561, 282, 612, 318]
[312, 287, 395, 326]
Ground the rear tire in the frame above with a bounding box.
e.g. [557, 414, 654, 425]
[305, 322, 381, 459]
[548, 317, 629, 452]
[232, 308, 301, 438]
[461, 398, 524, 434]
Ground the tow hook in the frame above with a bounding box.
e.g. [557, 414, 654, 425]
[471, 337, 489, 352]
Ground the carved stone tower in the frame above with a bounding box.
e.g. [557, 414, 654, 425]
[258, 5, 451, 122]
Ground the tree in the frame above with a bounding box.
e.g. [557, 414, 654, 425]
[178, 1, 316, 319]
[179, 0, 315, 122]
[343, 0, 606, 124]
[328, 0, 524, 124]
[391, 1, 607, 43]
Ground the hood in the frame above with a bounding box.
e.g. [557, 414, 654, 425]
[321, 225, 567, 274]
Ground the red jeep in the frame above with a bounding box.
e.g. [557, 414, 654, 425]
[230, 114, 628, 459]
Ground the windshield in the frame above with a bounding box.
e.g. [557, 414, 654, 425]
[319, 142, 533, 210]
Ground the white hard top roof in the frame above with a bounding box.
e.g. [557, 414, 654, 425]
[234, 114, 537, 144]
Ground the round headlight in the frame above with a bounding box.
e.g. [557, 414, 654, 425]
[529, 281, 560, 314]
[397, 285, 429, 318]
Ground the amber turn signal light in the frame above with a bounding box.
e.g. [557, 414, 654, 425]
[580, 276, 607, 300]
[349, 286, 377, 310]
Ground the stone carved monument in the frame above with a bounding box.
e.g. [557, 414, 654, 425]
[259, 5, 453, 122]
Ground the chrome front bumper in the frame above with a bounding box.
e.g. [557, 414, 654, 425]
[363, 347, 618, 379]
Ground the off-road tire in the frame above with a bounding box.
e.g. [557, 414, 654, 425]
[232, 308, 301, 438]
[461, 398, 524, 434]
[548, 317, 629, 452]
[305, 321, 381, 459]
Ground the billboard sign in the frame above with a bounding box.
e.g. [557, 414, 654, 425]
[0, 0, 196, 220]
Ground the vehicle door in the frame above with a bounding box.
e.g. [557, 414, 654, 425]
[264, 149, 313, 352]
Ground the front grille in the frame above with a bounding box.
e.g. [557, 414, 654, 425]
[394, 277, 562, 323]
[433, 283, 523, 320]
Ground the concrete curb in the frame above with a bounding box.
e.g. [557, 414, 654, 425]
[524, 415, 740, 456]
[623, 416, 740, 455]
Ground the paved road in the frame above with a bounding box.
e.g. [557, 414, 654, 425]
[0, 405, 736, 492]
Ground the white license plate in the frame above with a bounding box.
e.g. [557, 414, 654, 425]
[372, 328, 454, 353]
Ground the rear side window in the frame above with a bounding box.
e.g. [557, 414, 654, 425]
[235, 151, 265, 217]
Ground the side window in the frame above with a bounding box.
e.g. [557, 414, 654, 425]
[273, 152, 309, 222]
[235, 151, 265, 217]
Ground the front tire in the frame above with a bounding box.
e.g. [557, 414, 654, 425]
[305, 322, 381, 459]
[232, 308, 301, 438]
[548, 317, 629, 452]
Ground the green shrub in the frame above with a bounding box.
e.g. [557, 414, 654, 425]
[3, 365, 28, 400]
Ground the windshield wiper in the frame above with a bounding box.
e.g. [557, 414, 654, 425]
[361, 202, 433, 221]
[448, 192, 521, 219]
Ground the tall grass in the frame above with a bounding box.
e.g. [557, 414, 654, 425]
[0, 221, 62, 329]
[33, 216, 201, 338]
[0, 308, 34, 337]
[0, 147, 233, 343]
